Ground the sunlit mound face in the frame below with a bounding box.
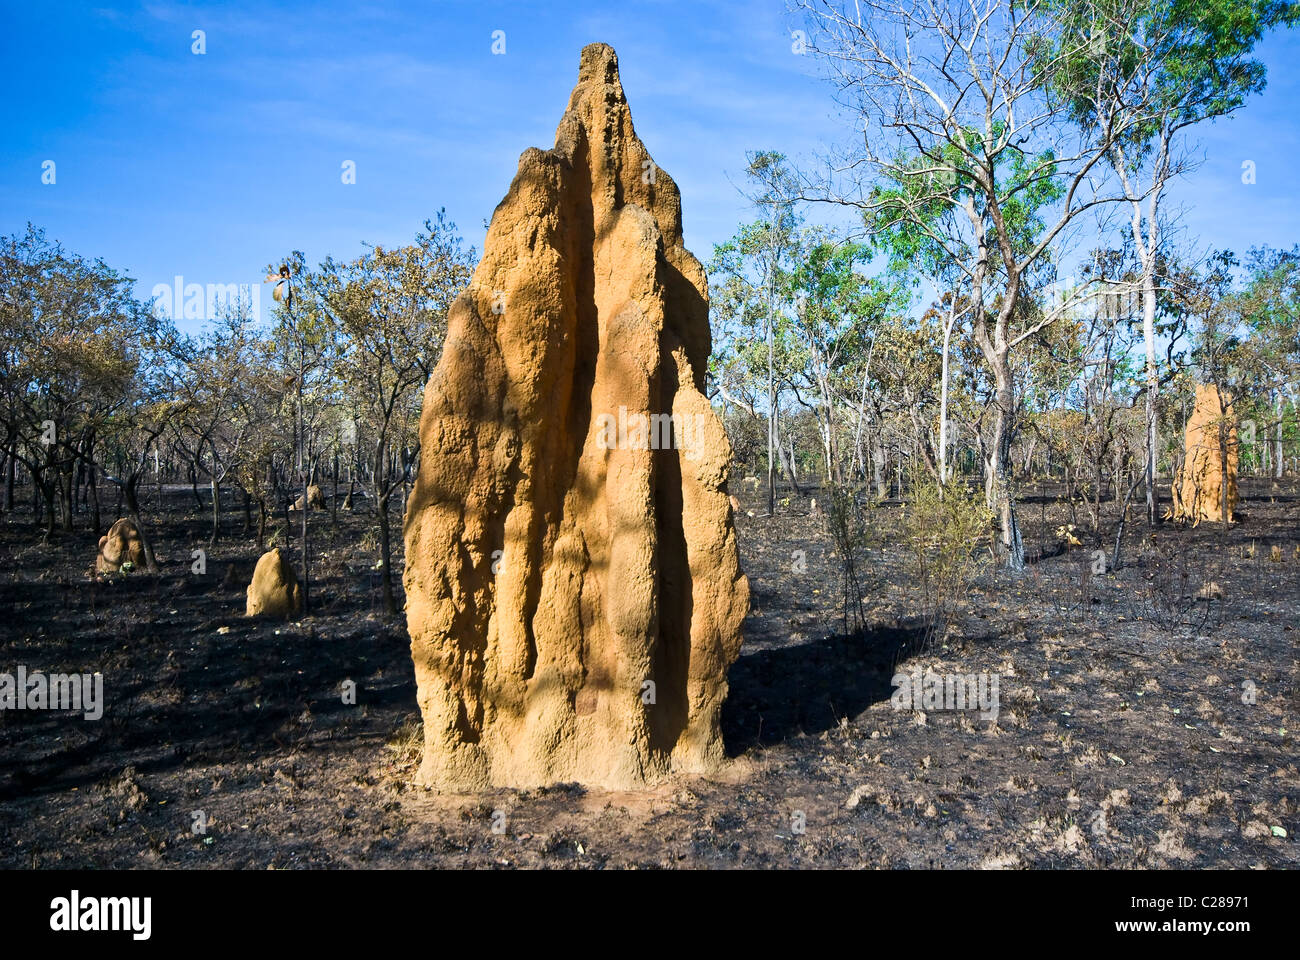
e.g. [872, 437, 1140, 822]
[401, 43, 748, 792]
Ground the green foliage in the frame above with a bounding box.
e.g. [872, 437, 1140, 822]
[868, 127, 1063, 283]
[1045, 0, 1300, 145]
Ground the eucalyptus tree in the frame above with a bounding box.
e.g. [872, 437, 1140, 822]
[312, 212, 474, 614]
[266, 251, 332, 612]
[795, 0, 1165, 568]
[710, 155, 806, 509]
[1044, 0, 1299, 523]
[1233, 246, 1300, 478]
[1196, 247, 1300, 484]
[864, 148, 977, 485]
[782, 230, 898, 484]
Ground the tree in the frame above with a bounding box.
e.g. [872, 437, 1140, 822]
[0, 224, 172, 558]
[710, 155, 806, 508]
[266, 252, 331, 613]
[1046, 0, 1299, 524]
[783, 230, 898, 484]
[796, 0, 1167, 568]
[1234, 246, 1300, 478]
[1181, 248, 1300, 528]
[170, 298, 264, 545]
[865, 148, 978, 486]
[309, 211, 474, 614]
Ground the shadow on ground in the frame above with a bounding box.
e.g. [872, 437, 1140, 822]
[722, 623, 927, 754]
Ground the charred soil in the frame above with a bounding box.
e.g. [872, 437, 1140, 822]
[1, 479, 1295, 868]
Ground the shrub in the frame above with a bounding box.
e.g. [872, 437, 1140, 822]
[898, 479, 992, 647]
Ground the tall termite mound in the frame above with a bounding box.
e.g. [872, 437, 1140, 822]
[1173, 383, 1239, 525]
[403, 43, 749, 791]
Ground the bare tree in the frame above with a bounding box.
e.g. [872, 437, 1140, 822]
[795, 0, 1158, 568]
[1047, 0, 1294, 525]
[310, 213, 474, 615]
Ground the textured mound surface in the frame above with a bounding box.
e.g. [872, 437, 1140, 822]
[245, 548, 303, 619]
[402, 43, 748, 791]
[290, 484, 326, 511]
[95, 518, 146, 573]
[1173, 384, 1238, 525]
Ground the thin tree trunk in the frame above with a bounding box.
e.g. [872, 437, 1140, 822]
[378, 494, 395, 615]
[41, 477, 56, 541]
[766, 356, 776, 516]
[32, 470, 42, 531]
[5, 444, 15, 511]
[300, 352, 309, 614]
[872, 434, 886, 500]
[332, 445, 339, 527]
[124, 475, 160, 573]
[210, 477, 220, 545]
[775, 424, 804, 497]
[60, 465, 74, 532]
[988, 353, 1024, 570]
[939, 307, 954, 485]
[87, 457, 101, 537]
[1274, 393, 1285, 481]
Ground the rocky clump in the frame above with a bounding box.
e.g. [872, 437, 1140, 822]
[245, 548, 303, 619]
[402, 43, 749, 791]
[1173, 384, 1238, 525]
[95, 518, 146, 574]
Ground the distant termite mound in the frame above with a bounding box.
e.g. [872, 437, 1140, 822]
[1173, 383, 1239, 525]
[402, 43, 749, 791]
[95, 518, 146, 573]
[290, 484, 326, 511]
[245, 548, 303, 619]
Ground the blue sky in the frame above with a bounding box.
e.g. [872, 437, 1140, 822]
[2, 0, 1297, 333]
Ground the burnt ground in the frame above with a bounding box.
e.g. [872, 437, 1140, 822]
[0, 478, 1295, 869]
